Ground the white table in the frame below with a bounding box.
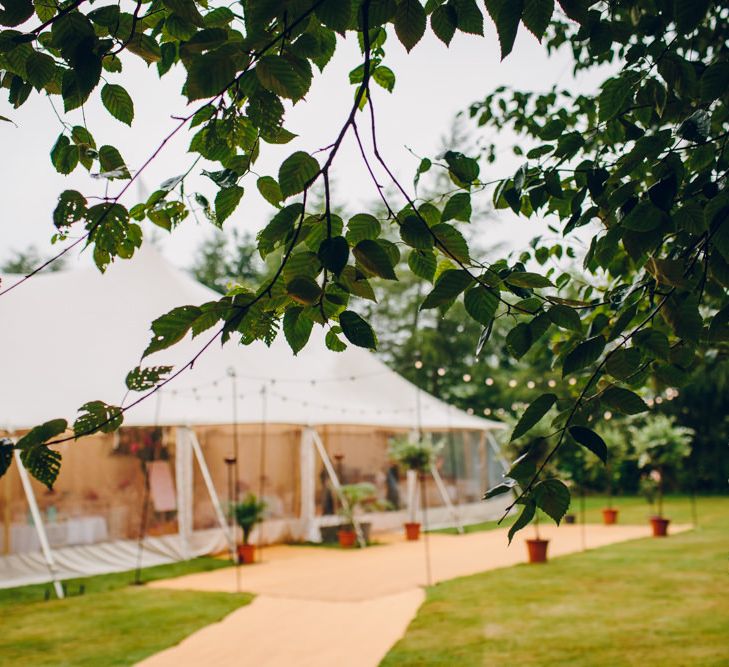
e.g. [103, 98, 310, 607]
[1, 516, 109, 554]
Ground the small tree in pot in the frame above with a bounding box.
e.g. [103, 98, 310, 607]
[388, 436, 437, 541]
[595, 420, 632, 525]
[233, 493, 266, 563]
[631, 414, 694, 537]
[336, 482, 380, 548]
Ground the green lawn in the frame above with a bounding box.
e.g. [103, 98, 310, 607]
[384, 496, 729, 667]
[1, 558, 252, 667]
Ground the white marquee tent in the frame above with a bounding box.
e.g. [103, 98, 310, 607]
[0, 245, 508, 591]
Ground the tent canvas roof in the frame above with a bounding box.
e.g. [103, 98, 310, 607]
[0, 246, 500, 432]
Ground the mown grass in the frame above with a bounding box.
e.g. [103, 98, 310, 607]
[383, 496, 729, 667]
[0, 557, 251, 666]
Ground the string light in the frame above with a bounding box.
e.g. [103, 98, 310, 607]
[414, 360, 423, 369]
[548, 379, 556, 388]
[604, 411, 613, 420]
[485, 378, 494, 386]
[483, 408, 492, 416]
[568, 378, 577, 386]
[437, 368, 446, 376]
[655, 396, 663, 404]
[511, 403, 518, 411]
[508, 379, 517, 388]
[466, 408, 474, 415]
[527, 380, 535, 389]
[463, 374, 472, 382]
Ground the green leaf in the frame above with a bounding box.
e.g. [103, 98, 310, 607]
[339, 310, 377, 349]
[633, 329, 670, 360]
[257, 176, 283, 207]
[602, 387, 649, 415]
[256, 54, 310, 100]
[125, 366, 173, 392]
[325, 328, 347, 352]
[287, 276, 322, 305]
[278, 151, 320, 198]
[508, 499, 535, 544]
[16, 419, 68, 451]
[562, 335, 605, 377]
[547, 304, 582, 332]
[21, 446, 62, 490]
[346, 213, 381, 244]
[101, 83, 134, 125]
[452, 0, 483, 35]
[569, 426, 608, 464]
[74, 401, 124, 436]
[98, 145, 130, 179]
[214, 185, 244, 225]
[372, 65, 396, 92]
[506, 322, 533, 359]
[605, 347, 642, 380]
[318, 236, 349, 275]
[185, 50, 235, 100]
[464, 285, 499, 326]
[353, 239, 398, 280]
[316, 0, 351, 32]
[283, 307, 314, 354]
[621, 201, 665, 232]
[443, 150, 479, 184]
[143, 305, 201, 357]
[673, 0, 711, 32]
[521, 0, 553, 39]
[25, 50, 55, 88]
[484, 0, 524, 59]
[598, 75, 634, 122]
[394, 0, 426, 51]
[700, 62, 729, 103]
[420, 269, 472, 309]
[506, 272, 553, 289]
[430, 3, 457, 45]
[408, 249, 437, 282]
[533, 479, 570, 524]
[0, 440, 13, 477]
[483, 478, 517, 499]
[431, 223, 470, 263]
[511, 393, 557, 441]
[400, 214, 434, 249]
[441, 192, 471, 222]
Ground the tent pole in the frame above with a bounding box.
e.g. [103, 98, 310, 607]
[14, 450, 64, 599]
[2, 464, 10, 555]
[430, 463, 463, 534]
[310, 428, 366, 548]
[175, 427, 194, 560]
[189, 430, 234, 553]
[299, 428, 318, 542]
[257, 383, 268, 556]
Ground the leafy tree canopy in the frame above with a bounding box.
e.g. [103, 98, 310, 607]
[0, 0, 727, 540]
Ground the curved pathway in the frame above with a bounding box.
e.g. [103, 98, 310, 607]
[137, 523, 685, 666]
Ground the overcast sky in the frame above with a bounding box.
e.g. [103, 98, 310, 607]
[0, 19, 603, 271]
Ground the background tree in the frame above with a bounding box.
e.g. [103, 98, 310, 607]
[0, 245, 66, 274]
[0, 0, 726, 540]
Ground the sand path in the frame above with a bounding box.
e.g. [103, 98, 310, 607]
[138, 523, 684, 666]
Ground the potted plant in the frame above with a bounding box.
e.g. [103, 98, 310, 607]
[233, 493, 266, 563]
[598, 420, 632, 525]
[526, 510, 549, 563]
[631, 414, 694, 537]
[336, 482, 379, 548]
[388, 436, 436, 541]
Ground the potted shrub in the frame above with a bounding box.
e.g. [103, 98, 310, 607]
[526, 510, 549, 563]
[336, 482, 379, 548]
[388, 436, 436, 541]
[233, 493, 266, 563]
[599, 421, 632, 525]
[631, 414, 694, 537]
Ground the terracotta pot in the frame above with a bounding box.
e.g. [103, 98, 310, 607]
[237, 543, 256, 564]
[564, 514, 576, 524]
[602, 508, 619, 525]
[650, 516, 670, 537]
[337, 529, 357, 548]
[404, 522, 421, 541]
[526, 538, 549, 563]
